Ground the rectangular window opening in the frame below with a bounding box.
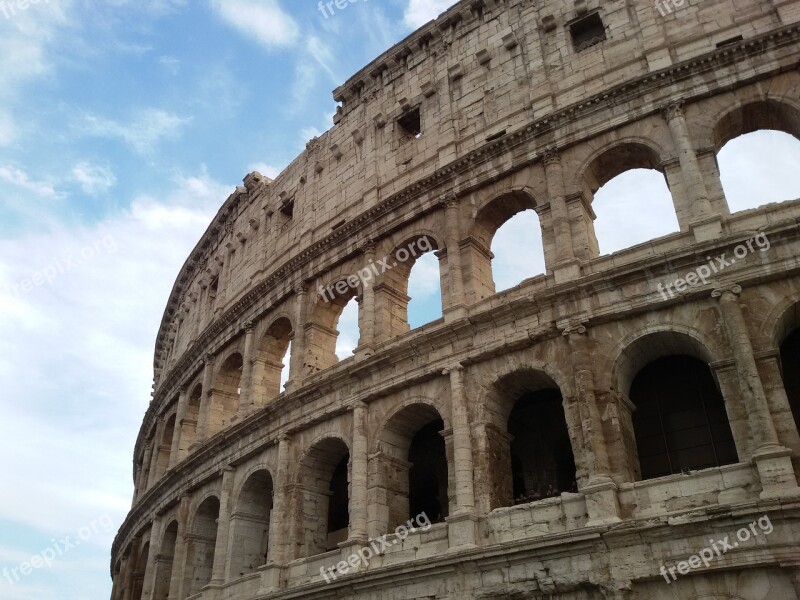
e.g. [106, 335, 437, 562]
[398, 107, 422, 140]
[570, 12, 606, 52]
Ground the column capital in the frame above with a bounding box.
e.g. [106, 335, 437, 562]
[362, 238, 378, 255]
[242, 320, 255, 333]
[442, 362, 465, 375]
[558, 319, 589, 336]
[542, 147, 561, 166]
[293, 284, 307, 296]
[662, 101, 685, 122]
[440, 191, 459, 209]
[203, 353, 215, 366]
[712, 283, 742, 299]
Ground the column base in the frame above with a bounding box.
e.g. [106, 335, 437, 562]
[258, 563, 284, 594]
[553, 258, 581, 284]
[445, 510, 479, 550]
[752, 445, 800, 500]
[443, 304, 467, 322]
[690, 214, 724, 243]
[582, 476, 622, 527]
[354, 344, 375, 360]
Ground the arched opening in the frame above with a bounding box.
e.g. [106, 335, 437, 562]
[132, 541, 149, 599]
[584, 143, 678, 254]
[306, 284, 360, 372]
[230, 470, 274, 578]
[208, 352, 243, 436]
[490, 209, 545, 292]
[153, 414, 176, 481]
[181, 384, 202, 453]
[374, 403, 450, 531]
[252, 318, 293, 406]
[509, 388, 577, 504]
[714, 100, 800, 212]
[153, 521, 178, 599]
[483, 368, 576, 510]
[295, 437, 350, 557]
[780, 328, 800, 432]
[630, 356, 738, 480]
[375, 235, 442, 339]
[184, 496, 220, 596]
[466, 191, 540, 303]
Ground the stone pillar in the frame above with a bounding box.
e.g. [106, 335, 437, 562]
[141, 519, 162, 599]
[237, 321, 256, 417]
[443, 364, 478, 548]
[194, 354, 215, 444]
[661, 157, 693, 232]
[136, 444, 153, 497]
[117, 555, 131, 600]
[286, 286, 307, 390]
[169, 496, 190, 600]
[169, 387, 188, 469]
[209, 467, 236, 591]
[442, 195, 467, 319]
[261, 435, 291, 594]
[543, 149, 580, 282]
[561, 322, 622, 526]
[349, 403, 369, 542]
[712, 285, 800, 499]
[356, 242, 377, 357]
[663, 103, 722, 241]
[146, 418, 165, 489]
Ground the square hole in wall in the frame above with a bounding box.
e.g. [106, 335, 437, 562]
[398, 107, 422, 139]
[570, 12, 606, 52]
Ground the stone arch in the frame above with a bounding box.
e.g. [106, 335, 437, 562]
[465, 187, 541, 302]
[578, 138, 677, 253]
[252, 316, 293, 406]
[207, 351, 243, 437]
[181, 382, 202, 455]
[374, 232, 442, 340]
[372, 402, 449, 532]
[153, 412, 177, 482]
[229, 468, 274, 578]
[613, 330, 739, 481]
[131, 540, 150, 600]
[294, 436, 351, 558]
[184, 495, 220, 596]
[152, 520, 178, 599]
[306, 277, 361, 373]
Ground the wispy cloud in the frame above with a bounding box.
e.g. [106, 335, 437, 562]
[403, 0, 457, 28]
[78, 109, 192, 154]
[0, 165, 62, 199]
[248, 162, 282, 179]
[211, 0, 299, 49]
[71, 162, 117, 195]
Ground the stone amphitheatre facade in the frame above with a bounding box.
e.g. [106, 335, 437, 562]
[111, 0, 800, 598]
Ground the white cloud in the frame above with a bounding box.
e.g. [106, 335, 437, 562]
[403, 0, 458, 28]
[0, 165, 62, 199]
[211, 0, 299, 49]
[71, 162, 117, 195]
[248, 162, 282, 179]
[79, 109, 192, 154]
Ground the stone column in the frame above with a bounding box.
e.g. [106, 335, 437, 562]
[117, 555, 131, 600]
[712, 285, 800, 499]
[169, 387, 188, 469]
[141, 519, 162, 600]
[349, 403, 369, 542]
[443, 364, 478, 548]
[209, 467, 236, 590]
[561, 322, 621, 526]
[543, 149, 580, 283]
[442, 195, 467, 319]
[237, 321, 256, 417]
[286, 286, 307, 390]
[146, 418, 165, 489]
[194, 354, 215, 444]
[261, 435, 291, 593]
[168, 496, 190, 600]
[663, 102, 722, 241]
[136, 444, 152, 497]
[356, 242, 377, 356]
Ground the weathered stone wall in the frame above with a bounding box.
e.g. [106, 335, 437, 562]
[112, 0, 800, 598]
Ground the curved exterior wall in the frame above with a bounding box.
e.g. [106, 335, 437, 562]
[112, 0, 800, 599]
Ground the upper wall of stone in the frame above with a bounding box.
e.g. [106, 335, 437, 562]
[152, 0, 786, 382]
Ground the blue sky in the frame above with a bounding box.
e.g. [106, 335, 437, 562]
[0, 0, 799, 598]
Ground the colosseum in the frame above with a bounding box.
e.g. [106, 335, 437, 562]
[111, 0, 800, 598]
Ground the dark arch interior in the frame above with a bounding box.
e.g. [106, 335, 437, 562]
[327, 454, 350, 537]
[631, 355, 738, 480]
[508, 389, 576, 504]
[780, 328, 800, 432]
[408, 418, 448, 523]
